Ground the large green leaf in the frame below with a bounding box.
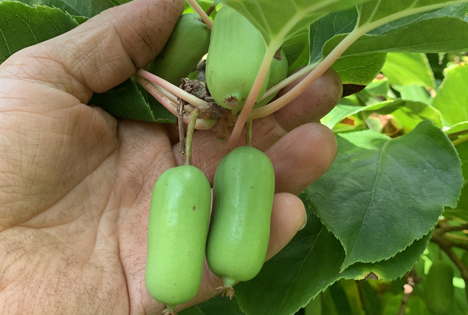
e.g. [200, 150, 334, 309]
[307, 120, 462, 270]
[3, 0, 131, 17]
[357, 0, 468, 29]
[221, 0, 369, 48]
[381, 53, 435, 89]
[0, 1, 78, 64]
[305, 4, 467, 86]
[433, 63, 468, 127]
[234, 194, 430, 315]
[323, 4, 468, 58]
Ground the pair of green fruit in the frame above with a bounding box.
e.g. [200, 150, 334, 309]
[150, 6, 288, 114]
[146, 147, 275, 312]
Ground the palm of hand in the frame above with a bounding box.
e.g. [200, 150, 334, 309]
[0, 0, 340, 314]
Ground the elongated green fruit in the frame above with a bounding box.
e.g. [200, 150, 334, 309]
[206, 6, 270, 114]
[149, 13, 211, 85]
[424, 260, 454, 315]
[254, 50, 289, 108]
[207, 146, 275, 291]
[146, 165, 211, 311]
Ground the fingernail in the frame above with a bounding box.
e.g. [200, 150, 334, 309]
[300, 215, 308, 231]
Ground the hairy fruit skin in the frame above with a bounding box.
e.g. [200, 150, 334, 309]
[206, 6, 270, 114]
[207, 147, 275, 286]
[424, 261, 454, 315]
[146, 165, 211, 310]
[149, 13, 211, 86]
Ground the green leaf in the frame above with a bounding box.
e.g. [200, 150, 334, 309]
[357, 1, 468, 29]
[283, 28, 309, 75]
[444, 141, 468, 222]
[433, 64, 468, 127]
[383, 295, 431, 315]
[444, 122, 468, 135]
[322, 99, 442, 129]
[304, 296, 322, 315]
[366, 79, 390, 98]
[324, 5, 468, 58]
[337, 279, 365, 315]
[340, 233, 430, 280]
[381, 53, 436, 89]
[327, 281, 355, 315]
[0, 1, 78, 64]
[306, 8, 387, 85]
[359, 281, 381, 315]
[89, 78, 176, 123]
[221, 0, 369, 48]
[6, 0, 131, 17]
[235, 194, 430, 315]
[307, 120, 462, 270]
[392, 85, 432, 105]
[443, 185, 468, 222]
[332, 53, 387, 85]
[309, 7, 358, 63]
[180, 295, 244, 315]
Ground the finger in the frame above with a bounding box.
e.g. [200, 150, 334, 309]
[171, 69, 341, 179]
[266, 193, 307, 260]
[274, 68, 343, 132]
[172, 122, 336, 196]
[266, 123, 337, 195]
[2, 0, 185, 103]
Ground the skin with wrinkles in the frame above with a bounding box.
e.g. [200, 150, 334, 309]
[0, 0, 341, 314]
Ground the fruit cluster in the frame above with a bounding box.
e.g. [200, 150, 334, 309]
[142, 4, 289, 314]
[146, 147, 275, 314]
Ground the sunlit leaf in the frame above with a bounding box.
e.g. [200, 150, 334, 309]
[433, 64, 468, 127]
[381, 53, 435, 89]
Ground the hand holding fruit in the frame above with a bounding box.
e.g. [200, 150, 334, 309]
[0, 0, 341, 314]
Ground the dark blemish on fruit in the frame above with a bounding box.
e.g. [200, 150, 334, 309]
[193, 206, 196, 211]
[224, 95, 238, 107]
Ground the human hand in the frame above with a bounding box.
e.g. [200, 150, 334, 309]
[0, 0, 341, 314]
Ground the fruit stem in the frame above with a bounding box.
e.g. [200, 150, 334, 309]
[259, 63, 318, 102]
[185, 108, 200, 166]
[135, 76, 216, 130]
[178, 99, 186, 156]
[246, 120, 252, 147]
[215, 285, 235, 300]
[247, 28, 362, 121]
[225, 47, 276, 147]
[205, 2, 218, 17]
[186, 0, 213, 29]
[162, 305, 177, 315]
[137, 69, 208, 108]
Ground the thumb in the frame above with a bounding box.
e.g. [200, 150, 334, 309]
[2, 0, 184, 103]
